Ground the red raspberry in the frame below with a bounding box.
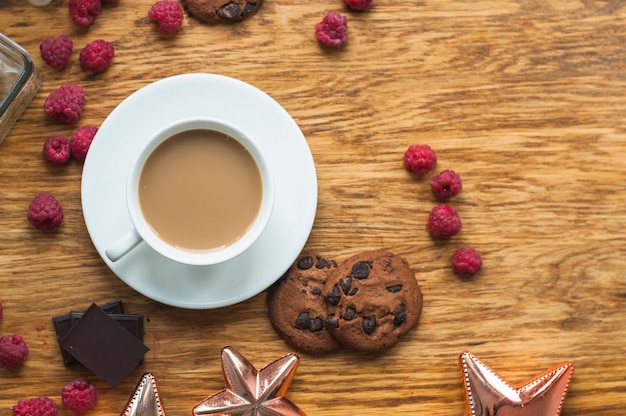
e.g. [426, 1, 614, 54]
[39, 35, 73, 70]
[452, 247, 482, 275]
[61, 380, 97, 413]
[403, 144, 437, 175]
[12, 397, 57, 416]
[149, 1, 184, 35]
[43, 136, 71, 165]
[427, 204, 461, 238]
[79, 40, 114, 72]
[68, 0, 102, 26]
[430, 169, 462, 199]
[44, 83, 85, 124]
[27, 193, 64, 232]
[315, 12, 348, 48]
[70, 125, 98, 162]
[344, 0, 372, 11]
[0, 334, 28, 370]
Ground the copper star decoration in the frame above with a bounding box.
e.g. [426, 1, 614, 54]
[459, 351, 574, 416]
[121, 372, 166, 416]
[193, 346, 306, 416]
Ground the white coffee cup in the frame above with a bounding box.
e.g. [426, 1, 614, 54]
[105, 117, 274, 266]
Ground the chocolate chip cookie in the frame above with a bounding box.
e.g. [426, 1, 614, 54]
[267, 253, 341, 355]
[181, 0, 262, 23]
[324, 250, 423, 352]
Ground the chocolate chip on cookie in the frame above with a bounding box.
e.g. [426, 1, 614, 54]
[324, 250, 423, 352]
[181, 0, 262, 23]
[267, 254, 341, 355]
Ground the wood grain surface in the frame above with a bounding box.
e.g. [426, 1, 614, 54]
[1, 0, 626, 415]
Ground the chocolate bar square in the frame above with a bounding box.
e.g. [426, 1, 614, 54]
[52, 301, 125, 366]
[60, 303, 150, 387]
[69, 312, 144, 341]
[69, 312, 145, 364]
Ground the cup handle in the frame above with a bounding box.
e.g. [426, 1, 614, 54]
[105, 228, 143, 262]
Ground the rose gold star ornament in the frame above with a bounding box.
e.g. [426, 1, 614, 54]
[121, 372, 166, 416]
[193, 346, 307, 416]
[459, 351, 574, 416]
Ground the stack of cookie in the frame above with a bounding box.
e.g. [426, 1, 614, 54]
[267, 250, 423, 354]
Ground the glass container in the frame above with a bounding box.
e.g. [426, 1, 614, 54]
[0, 33, 41, 144]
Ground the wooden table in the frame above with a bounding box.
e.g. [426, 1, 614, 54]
[1, 1, 625, 415]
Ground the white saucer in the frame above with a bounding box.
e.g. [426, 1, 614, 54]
[81, 74, 317, 309]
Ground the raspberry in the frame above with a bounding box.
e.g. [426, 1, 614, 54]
[79, 40, 114, 72]
[427, 204, 461, 238]
[27, 193, 64, 232]
[149, 1, 184, 35]
[344, 0, 372, 11]
[0, 334, 28, 370]
[43, 136, 71, 165]
[61, 380, 97, 413]
[315, 12, 348, 48]
[39, 35, 73, 70]
[68, 0, 102, 26]
[403, 144, 437, 175]
[12, 397, 57, 416]
[44, 83, 85, 124]
[452, 247, 482, 275]
[70, 125, 98, 162]
[430, 169, 462, 199]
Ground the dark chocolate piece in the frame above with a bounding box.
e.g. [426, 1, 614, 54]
[315, 258, 334, 269]
[60, 304, 149, 387]
[394, 305, 407, 326]
[52, 301, 125, 365]
[294, 312, 310, 330]
[325, 285, 341, 306]
[296, 256, 315, 270]
[216, 2, 241, 19]
[386, 284, 402, 293]
[70, 312, 144, 341]
[70, 312, 145, 364]
[351, 261, 370, 279]
[362, 316, 376, 335]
